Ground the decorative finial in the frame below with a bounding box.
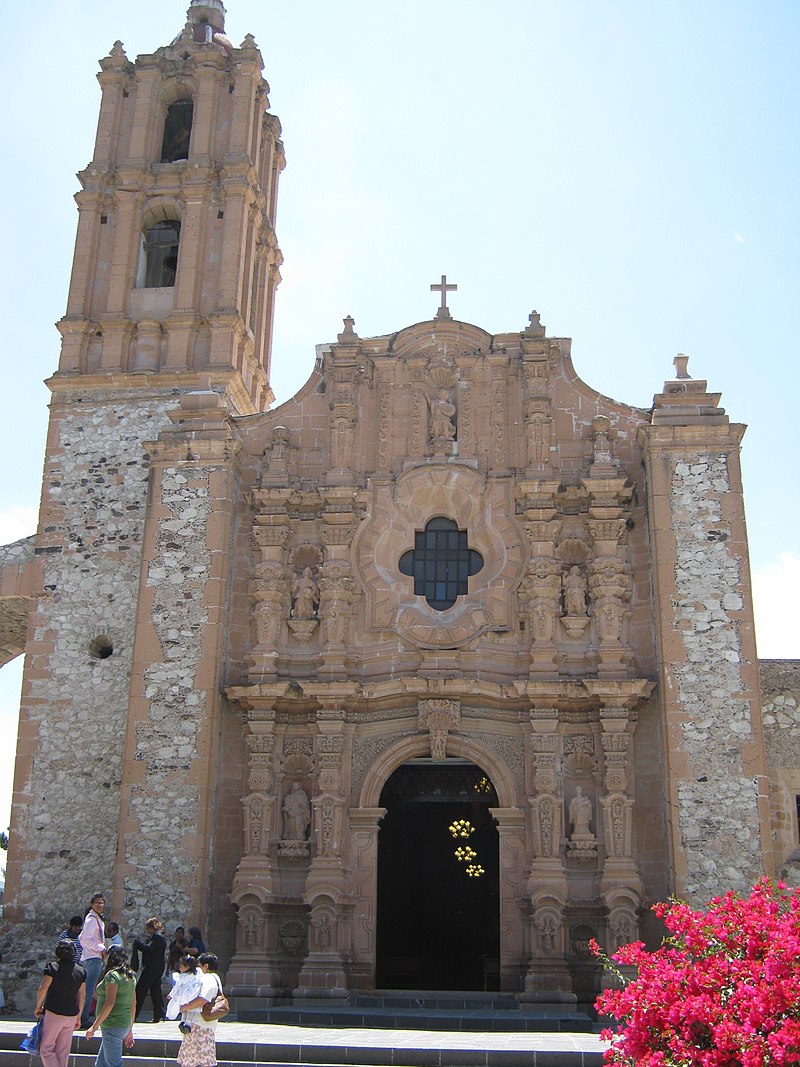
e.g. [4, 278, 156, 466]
[525, 310, 546, 337]
[673, 353, 691, 380]
[430, 274, 457, 321]
[337, 316, 359, 343]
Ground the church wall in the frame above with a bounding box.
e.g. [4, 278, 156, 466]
[760, 660, 800, 882]
[641, 429, 772, 905]
[629, 692, 670, 942]
[1, 390, 176, 1005]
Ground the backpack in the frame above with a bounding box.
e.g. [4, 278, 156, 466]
[200, 976, 230, 1021]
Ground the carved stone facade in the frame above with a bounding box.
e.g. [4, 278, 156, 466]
[0, 1, 793, 1013]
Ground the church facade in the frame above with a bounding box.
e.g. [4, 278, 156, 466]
[2, 1, 799, 1009]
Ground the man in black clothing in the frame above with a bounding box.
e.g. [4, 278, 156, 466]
[132, 917, 167, 1022]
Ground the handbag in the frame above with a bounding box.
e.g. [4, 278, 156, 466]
[21, 1017, 43, 1054]
[200, 976, 230, 1022]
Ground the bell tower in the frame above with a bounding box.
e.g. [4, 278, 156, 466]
[58, 0, 284, 410]
[2, 2, 285, 1009]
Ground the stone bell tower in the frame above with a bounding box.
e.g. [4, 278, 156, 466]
[1, 1, 284, 1006]
[59, 0, 283, 403]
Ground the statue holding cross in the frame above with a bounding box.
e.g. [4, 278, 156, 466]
[430, 274, 457, 320]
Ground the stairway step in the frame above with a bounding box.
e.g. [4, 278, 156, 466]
[235, 1007, 594, 1032]
[1, 1055, 603, 1067]
[0, 1021, 605, 1067]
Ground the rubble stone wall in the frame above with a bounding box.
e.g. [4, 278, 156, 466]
[760, 660, 800, 883]
[670, 455, 764, 900]
[0, 392, 174, 1008]
[121, 464, 214, 933]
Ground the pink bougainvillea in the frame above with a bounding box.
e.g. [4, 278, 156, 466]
[593, 879, 800, 1066]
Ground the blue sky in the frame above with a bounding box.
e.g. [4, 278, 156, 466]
[0, 1, 798, 831]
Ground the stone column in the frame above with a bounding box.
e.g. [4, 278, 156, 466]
[517, 489, 562, 678]
[318, 494, 360, 680]
[490, 807, 527, 992]
[521, 311, 554, 472]
[584, 680, 653, 944]
[227, 706, 282, 996]
[247, 493, 292, 680]
[521, 708, 574, 1004]
[94, 44, 131, 164]
[295, 706, 351, 999]
[326, 319, 361, 485]
[584, 418, 634, 679]
[349, 808, 386, 991]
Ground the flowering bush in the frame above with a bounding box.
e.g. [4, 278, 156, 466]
[592, 879, 800, 1066]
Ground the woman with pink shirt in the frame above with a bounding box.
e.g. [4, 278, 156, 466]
[78, 892, 106, 1029]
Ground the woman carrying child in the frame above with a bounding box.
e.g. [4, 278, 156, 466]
[166, 955, 202, 1034]
[176, 952, 224, 1067]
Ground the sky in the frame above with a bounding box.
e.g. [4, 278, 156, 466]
[0, 1, 798, 834]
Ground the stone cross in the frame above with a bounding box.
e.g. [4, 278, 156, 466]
[430, 274, 457, 321]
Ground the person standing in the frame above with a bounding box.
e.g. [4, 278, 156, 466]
[34, 942, 86, 1067]
[177, 953, 224, 1067]
[187, 927, 206, 957]
[78, 893, 106, 1030]
[105, 923, 123, 949]
[166, 927, 188, 973]
[56, 917, 84, 964]
[85, 947, 136, 1067]
[132, 917, 167, 1023]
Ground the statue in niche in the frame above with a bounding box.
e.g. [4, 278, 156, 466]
[282, 781, 311, 841]
[291, 567, 318, 620]
[429, 388, 456, 441]
[563, 566, 588, 616]
[568, 786, 593, 837]
[535, 914, 557, 954]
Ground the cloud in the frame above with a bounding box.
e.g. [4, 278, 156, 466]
[752, 552, 800, 659]
[0, 507, 38, 547]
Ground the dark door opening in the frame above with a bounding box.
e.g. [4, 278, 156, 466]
[376, 759, 500, 991]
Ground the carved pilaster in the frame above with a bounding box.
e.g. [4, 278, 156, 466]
[326, 326, 361, 484]
[527, 709, 565, 870]
[519, 557, 562, 677]
[241, 708, 276, 858]
[248, 496, 292, 679]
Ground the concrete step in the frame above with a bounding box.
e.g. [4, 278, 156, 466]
[229, 990, 597, 1033]
[234, 1005, 595, 1032]
[0, 1021, 605, 1067]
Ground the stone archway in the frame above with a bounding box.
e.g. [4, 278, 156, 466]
[375, 758, 501, 991]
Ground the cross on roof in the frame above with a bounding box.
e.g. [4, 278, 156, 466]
[430, 274, 457, 321]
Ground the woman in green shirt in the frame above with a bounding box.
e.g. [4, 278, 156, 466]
[85, 946, 136, 1067]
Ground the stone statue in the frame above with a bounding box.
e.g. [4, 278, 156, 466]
[563, 566, 587, 616]
[282, 781, 311, 841]
[291, 567, 318, 620]
[568, 786, 592, 837]
[429, 389, 456, 440]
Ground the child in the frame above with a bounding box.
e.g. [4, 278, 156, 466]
[166, 955, 202, 1033]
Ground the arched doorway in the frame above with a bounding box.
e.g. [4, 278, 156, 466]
[376, 758, 500, 991]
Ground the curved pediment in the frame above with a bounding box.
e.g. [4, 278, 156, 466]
[387, 319, 494, 361]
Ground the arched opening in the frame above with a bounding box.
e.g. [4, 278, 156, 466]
[376, 758, 500, 991]
[138, 220, 181, 288]
[160, 99, 194, 162]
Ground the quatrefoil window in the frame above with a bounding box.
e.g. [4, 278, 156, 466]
[398, 517, 484, 611]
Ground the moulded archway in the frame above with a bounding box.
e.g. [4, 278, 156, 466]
[354, 734, 522, 990]
[376, 757, 501, 990]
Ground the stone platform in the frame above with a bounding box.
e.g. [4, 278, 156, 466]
[0, 1017, 606, 1067]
